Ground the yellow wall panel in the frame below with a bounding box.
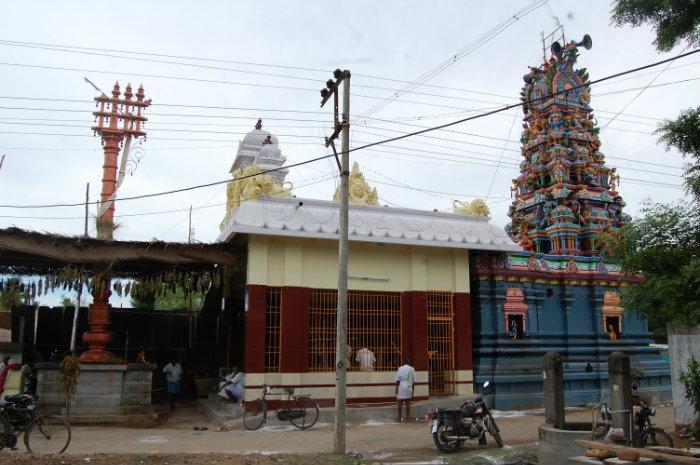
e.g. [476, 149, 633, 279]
[247, 235, 470, 293]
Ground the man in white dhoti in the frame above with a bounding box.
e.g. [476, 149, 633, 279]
[217, 366, 245, 404]
[395, 359, 415, 421]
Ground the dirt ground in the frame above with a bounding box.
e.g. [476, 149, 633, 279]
[0, 401, 679, 465]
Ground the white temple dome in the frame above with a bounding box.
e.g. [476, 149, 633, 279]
[230, 119, 288, 184]
[240, 120, 279, 149]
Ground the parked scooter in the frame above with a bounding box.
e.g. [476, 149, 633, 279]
[426, 381, 504, 453]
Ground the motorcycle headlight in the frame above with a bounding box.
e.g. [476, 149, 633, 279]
[650, 408, 656, 416]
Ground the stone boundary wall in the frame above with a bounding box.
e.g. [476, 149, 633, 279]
[668, 324, 700, 428]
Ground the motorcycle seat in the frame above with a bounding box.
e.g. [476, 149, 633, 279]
[3, 394, 31, 403]
[438, 408, 463, 416]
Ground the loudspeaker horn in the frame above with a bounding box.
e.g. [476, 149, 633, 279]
[578, 34, 592, 50]
[551, 41, 562, 57]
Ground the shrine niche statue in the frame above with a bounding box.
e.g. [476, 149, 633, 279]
[220, 164, 292, 230]
[551, 159, 567, 185]
[453, 198, 491, 217]
[333, 162, 379, 205]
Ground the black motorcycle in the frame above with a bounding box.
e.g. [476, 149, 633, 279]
[426, 382, 504, 453]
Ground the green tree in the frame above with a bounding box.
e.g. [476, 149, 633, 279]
[609, 2, 700, 331]
[60, 295, 75, 309]
[611, 0, 700, 52]
[658, 107, 700, 199]
[130, 283, 204, 311]
[0, 277, 34, 311]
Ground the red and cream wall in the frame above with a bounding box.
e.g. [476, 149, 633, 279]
[243, 235, 474, 406]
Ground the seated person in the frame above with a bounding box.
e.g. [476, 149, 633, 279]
[217, 366, 245, 404]
[0, 357, 21, 401]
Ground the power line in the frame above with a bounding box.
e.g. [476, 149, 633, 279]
[0, 89, 682, 127]
[3, 36, 697, 112]
[0, 153, 338, 209]
[0, 62, 514, 113]
[360, 0, 548, 116]
[346, 48, 700, 158]
[2, 50, 697, 209]
[0, 37, 526, 100]
[486, 109, 519, 199]
[0, 41, 518, 107]
[0, 173, 337, 221]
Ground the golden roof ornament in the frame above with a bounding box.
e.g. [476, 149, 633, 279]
[220, 164, 292, 230]
[333, 162, 379, 206]
[453, 198, 491, 217]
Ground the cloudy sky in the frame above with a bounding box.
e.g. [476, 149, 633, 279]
[0, 0, 697, 246]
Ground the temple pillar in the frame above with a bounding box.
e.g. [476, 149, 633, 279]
[401, 291, 428, 371]
[79, 277, 114, 363]
[280, 286, 310, 373]
[245, 284, 267, 373]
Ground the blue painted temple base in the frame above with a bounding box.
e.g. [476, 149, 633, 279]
[470, 252, 671, 410]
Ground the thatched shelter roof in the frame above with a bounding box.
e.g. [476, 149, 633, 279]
[0, 227, 242, 278]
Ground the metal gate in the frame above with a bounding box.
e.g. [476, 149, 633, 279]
[427, 291, 455, 396]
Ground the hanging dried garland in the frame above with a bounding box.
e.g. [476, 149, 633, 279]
[0, 265, 225, 303]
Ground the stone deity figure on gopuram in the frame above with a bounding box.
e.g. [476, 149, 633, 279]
[506, 34, 631, 255]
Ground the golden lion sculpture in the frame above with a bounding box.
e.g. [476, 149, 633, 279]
[453, 198, 490, 217]
[220, 164, 292, 230]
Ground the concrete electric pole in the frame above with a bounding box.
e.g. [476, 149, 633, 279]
[320, 69, 351, 455]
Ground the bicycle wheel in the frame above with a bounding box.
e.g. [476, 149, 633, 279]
[289, 397, 319, 430]
[24, 414, 71, 454]
[641, 427, 673, 448]
[243, 399, 267, 431]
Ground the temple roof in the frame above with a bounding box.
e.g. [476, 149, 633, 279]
[219, 196, 521, 252]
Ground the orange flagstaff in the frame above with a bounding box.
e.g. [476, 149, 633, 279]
[80, 82, 150, 363]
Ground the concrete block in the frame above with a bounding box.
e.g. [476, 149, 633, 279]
[35, 363, 154, 422]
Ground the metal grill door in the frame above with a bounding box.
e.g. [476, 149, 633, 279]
[427, 292, 455, 396]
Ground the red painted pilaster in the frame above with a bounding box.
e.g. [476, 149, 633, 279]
[453, 292, 473, 370]
[407, 291, 428, 372]
[280, 286, 310, 373]
[245, 284, 267, 373]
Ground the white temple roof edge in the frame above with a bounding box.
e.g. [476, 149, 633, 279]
[218, 196, 521, 252]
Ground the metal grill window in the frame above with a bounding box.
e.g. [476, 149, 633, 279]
[308, 289, 402, 372]
[264, 287, 282, 373]
[427, 291, 455, 396]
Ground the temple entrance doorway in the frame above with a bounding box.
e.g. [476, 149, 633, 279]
[427, 292, 455, 396]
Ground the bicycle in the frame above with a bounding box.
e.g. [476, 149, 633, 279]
[591, 386, 672, 448]
[0, 393, 71, 454]
[243, 384, 319, 431]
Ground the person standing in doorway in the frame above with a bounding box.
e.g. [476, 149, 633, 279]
[395, 359, 415, 421]
[162, 355, 183, 411]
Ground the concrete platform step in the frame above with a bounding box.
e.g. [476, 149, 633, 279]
[216, 394, 477, 428]
[198, 394, 243, 424]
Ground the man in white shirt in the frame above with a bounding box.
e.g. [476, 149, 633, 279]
[356, 347, 376, 372]
[395, 359, 416, 421]
[217, 366, 245, 404]
[162, 356, 183, 411]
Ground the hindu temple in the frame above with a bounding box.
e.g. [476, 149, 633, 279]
[469, 34, 671, 408]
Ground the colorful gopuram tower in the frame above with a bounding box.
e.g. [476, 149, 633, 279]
[507, 34, 629, 255]
[469, 34, 671, 409]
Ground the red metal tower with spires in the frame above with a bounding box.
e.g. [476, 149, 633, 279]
[80, 81, 150, 363]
